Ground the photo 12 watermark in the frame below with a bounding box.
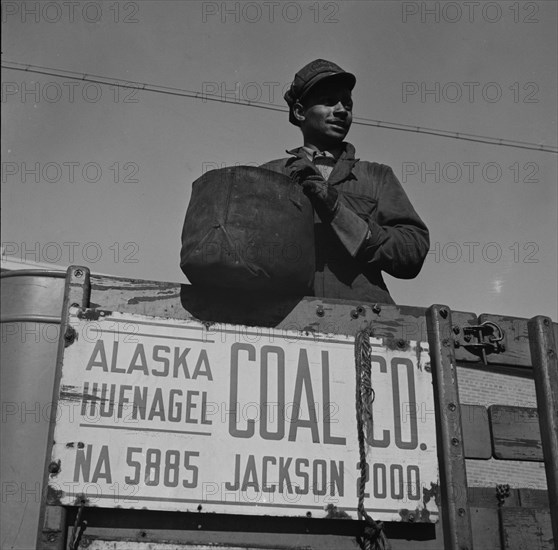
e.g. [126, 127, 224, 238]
[401, 2, 540, 24]
[201, 1, 340, 24]
[2, 1, 140, 24]
[200, 81, 289, 105]
[401, 82, 539, 104]
[401, 161, 539, 184]
[1, 161, 140, 184]
[427, 241, 540, 264]
[1, 241, 140, 265]
[2, 80, 141, 104]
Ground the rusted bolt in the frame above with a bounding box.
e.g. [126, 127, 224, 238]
[448, 403, 456, 412]
[543, 318, 550, 326]
[453, 339, 460, 348]
[372, 304, 381, 314]
[356, 305, 365, 316]
[451, 437, 460, 446]
[442, 338, 451, 347]
[48, 461, 60, 474]
[306, 511, 312, 518]
[463, 333, 472, 342]
[408, 513, 415, 522]
[397, 339, 407, 349]
[350, 309, 359, 319]
[548, 349, 556, 358]
[452, 325, 460, 334]
[440, 308, 448, 318]
[424, 364, 431, 372]
[458, 508, 466, 517]
[316, 305, 325, 317]
[74, 269, 83, 278]
[197, 504, 202, 512]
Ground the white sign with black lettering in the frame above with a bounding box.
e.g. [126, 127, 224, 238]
[49, 308, 439, 522]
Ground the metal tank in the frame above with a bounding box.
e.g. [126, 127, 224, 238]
[1, 270, 66, 550]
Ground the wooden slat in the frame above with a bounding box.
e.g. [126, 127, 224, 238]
[470, 507, 501, 550]
[61, 513, 443, 549]
[87, 274, 558, 370]
[90, 274, 483, 346]
[501, 508, 554, 549]
[489, 406, 543, 461]
[519, 489, 550, 509]
[461, 405, 491, 459]
[89, 272, 558, 370]
[468, 487, 520, 509]
[66, 525, 445, 550]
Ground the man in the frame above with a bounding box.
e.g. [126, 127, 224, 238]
[260, 59, 429, 304]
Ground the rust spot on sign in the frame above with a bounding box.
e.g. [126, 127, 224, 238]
[48, 460, 61, 476]
[47, 485, 64, 505]
[398, 506, 433, 523]
[77, 309, 113, 321]
[416, 344, 423, 371]
[423, 482, 441, 508]
[60, 385, 83, 402]
[385, 337, 410, 351]
[73, 493, 90, 506]
[324, 504, 351, 519]
[127, 293, 180, 305]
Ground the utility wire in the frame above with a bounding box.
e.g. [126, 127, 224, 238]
[2, 60, 557, 154]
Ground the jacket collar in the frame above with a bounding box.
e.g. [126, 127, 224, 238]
[285, 142, 359, 184]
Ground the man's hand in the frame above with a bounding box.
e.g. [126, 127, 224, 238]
[292, 169, 340, 222]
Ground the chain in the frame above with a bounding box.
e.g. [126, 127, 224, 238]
[68, 500, 88, 550]
[354, 327, 391, 550]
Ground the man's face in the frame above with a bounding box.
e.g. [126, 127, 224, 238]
[297, 81, 353, 148]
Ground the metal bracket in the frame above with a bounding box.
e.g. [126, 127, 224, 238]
[528, 316, 558, 543]
[38, 266, 91, 550]
[462, 321, 505, 363]
[426, 305, 474, 550]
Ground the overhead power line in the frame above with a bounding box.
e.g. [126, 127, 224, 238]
[2, 60, 557, 154]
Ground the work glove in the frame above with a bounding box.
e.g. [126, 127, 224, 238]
[292, 168, 340, 223]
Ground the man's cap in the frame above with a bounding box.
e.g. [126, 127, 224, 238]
[284, 59, 356, 126]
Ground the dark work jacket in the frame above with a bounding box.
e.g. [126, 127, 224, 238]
[260, 143, 430, 304]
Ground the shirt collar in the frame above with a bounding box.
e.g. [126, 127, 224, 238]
[286, 142, 356, 161]
[285, 142, 359, 185]
[300, 146, 336, 161]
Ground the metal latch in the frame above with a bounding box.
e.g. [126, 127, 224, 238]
[461, 321, 505, 363]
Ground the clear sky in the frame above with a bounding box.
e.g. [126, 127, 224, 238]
[2, 0, 557, 320]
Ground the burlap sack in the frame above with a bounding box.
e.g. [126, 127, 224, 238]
[180, 166, 315, 294]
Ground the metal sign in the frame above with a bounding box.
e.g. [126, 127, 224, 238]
[49, 307, 439, 522]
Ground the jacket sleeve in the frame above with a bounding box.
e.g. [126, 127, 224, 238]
[330, 165, 430, 279]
